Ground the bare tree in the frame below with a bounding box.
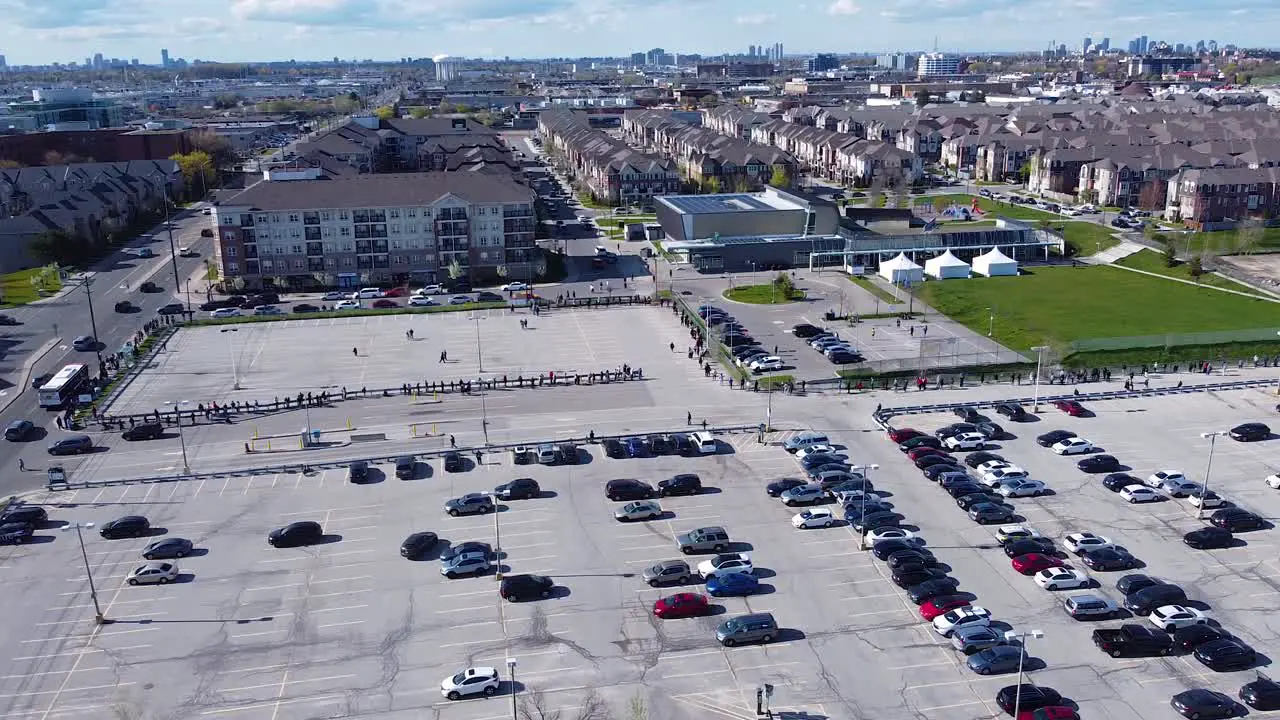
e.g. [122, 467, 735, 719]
[519, 689, 562, 720]
[626, 691, 647, 720]
[1236, 217, 1264, 256]
[575, 689, 612, 720]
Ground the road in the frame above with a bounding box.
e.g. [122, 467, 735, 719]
[0, 207, 217, 497]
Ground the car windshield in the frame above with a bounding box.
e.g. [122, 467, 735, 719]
[450, 672, 468, 684]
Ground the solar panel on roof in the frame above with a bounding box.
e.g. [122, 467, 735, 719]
[663, 194, 775, 214]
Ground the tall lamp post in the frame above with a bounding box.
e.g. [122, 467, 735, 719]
[150, 171, 184, 297]
[475, 312, 485, 373]
[170, 400, 192, 475]
[505, 657, 518, 720]
[851, 463, 881, 549]
[986, 306, 995, 337]
[1198, 431, 1227, 520]
[1031, 345, 1049, 412]
[1005, 628, 1044, 718]
[220, 328, 241, 390]
[81, 278, 105, 371]
[61, 522, 106, 624]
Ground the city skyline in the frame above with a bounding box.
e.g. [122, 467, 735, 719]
[0, 0, 1278, 65]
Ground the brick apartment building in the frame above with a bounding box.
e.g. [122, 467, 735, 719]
[0, 128, 195, 167]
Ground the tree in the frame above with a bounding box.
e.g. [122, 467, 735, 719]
[1163, 243, 1178, 267]
[626, 691, 647, 720]
[332, 94, 361, 114]
[732, 176, 752, 193]
[701, 176, 721, 194]
[1136, 181, 1166, 211]
[495, 264, 509, 281]
[772, 271, 796, 297]
[1188, 254, 1205, 283]
[189, 131, 237, 174]
[447, 258, 464, 280]
[374, 105, 396, 121]
[1236, 217, 1264, 255]
[28, 229, 92, 266]
[769, 166, 791, 189]
[409, 107, 430, 119]
[518, 688, 610, 720]
[213, 93, 243, 109]
[914, 90, 932, 106]
[171, 151, 216, 197]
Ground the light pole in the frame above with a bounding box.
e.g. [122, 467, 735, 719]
[1198, 431, 1227, 520]
[151, 172, 184, 298]
[1005, 628, 1044, 718]
[505, 658, 518, 720]
[171, 400, 192, 474]
[851, 464, 881, 549]
[479, 376, 490, 445]
[61, 522, 105, 624]
[80, 278, 105, 371]
[475, 312, 484, 373]
[220, 328, 241, 390]
[986, 306, 995, 337]
[1031, 345, 1049, 412]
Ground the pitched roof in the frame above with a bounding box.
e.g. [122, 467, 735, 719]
[220, 173, 534, 211]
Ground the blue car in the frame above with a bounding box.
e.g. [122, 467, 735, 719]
[625, 437, 647, 458]
[706, 572, 759, 597]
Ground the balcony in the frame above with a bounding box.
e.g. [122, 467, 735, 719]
[308, 258, 325, 272]
[354, 226, 371, 239]
[305, 228, 322, 241]
[372, 240, 388, 253]
[303, 213, 320, 225]
[239, 216, 255, 228]
[244, 245, 259, 259]
[306, 242, 323, 256]
[503, 205, 533, 218]
[504, 219, 536, 234]
[435, 219, 469, 237]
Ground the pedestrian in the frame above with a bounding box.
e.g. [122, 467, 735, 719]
[895, 319, 901, 328]
[1143, 377, 1149, 388]
[474, 450, 482, 466]
[870, 328, 876, 338]
[409, 328, 414, 339]
[701, 419, 708, 430]
[909, 326, 915, 337]
[352, 347, 358, 356]
[687, 410, 692, 425]
[1176, 380, 1183, 388]
[922, 326, 928, 337]
[670, 342, 675, 353]
[18, 458, 24, 471]
[55, 416, 62, 429]
[440, 350, 447, 363]
[450, 434, 456, 448]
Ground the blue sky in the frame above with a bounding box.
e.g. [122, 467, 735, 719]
[0, 0, 1276, 65]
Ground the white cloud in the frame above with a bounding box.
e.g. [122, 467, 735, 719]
[735, 12, 775, 24]
[828, 0, 860, 14]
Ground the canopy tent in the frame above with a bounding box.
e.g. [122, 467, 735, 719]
[924, 249, 971, 279]
[878, 253, 924, 284]
[971, 247, 1018, 277]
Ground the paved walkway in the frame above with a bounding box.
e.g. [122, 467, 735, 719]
[1084, 239, 1145, 264]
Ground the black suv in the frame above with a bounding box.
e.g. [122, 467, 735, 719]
[556, 444, 579, 464]
[500, 573, 555, 601]
[1036, 430, 1077, 447]
[100, 515, 151, 539]
[268, 521, 323, 547]
[606, 479, 655, 501]
[4, 419, 34, 441]
[1229, 423, 1270, 442]
[348, 461, 370, 483]
[658, 473, 702, 497]
[494, 478, 540, 500]
[603, 439, 626, 458]
[122, 422, 164, 441]
[394, 455, 416, 479]
[400, 531, 439, 559]
[443, 452, 463, 472]
[995, 403, 1028, 421]
[1, 505, 47, 525]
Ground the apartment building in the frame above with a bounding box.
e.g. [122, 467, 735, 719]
[1166, 166, 1280, 229]
[292, 116, 511, 176]
[622, 110, 799, 191]
[210, 171, 536, 290]
[1076, 146, 1224, 208]
[537, 111, 681, 206]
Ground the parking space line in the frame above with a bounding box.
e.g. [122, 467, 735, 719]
[21, 627, 154, 644]
[3, 702, 110, 717]
[199, 693, 343, 716]
[242, 582, 304, 593]
[435, 605, 493, 614]
[217, 674, 356, 694]
[733, 661, 800, 672]
[216, 664, 290, 676]
[316, 620, 365, 629]
[665, 668, 732, 679]
[845, 609, 910, 619]
[13, 645, 151, 661]
[887, 660, 952, 671]
[0, 682, 135, 700]
[0, 666, 113, 680]
[915, 700, 985, 712]
[310, 604, 368, 614]
[337, 525, 378, 532]
[308, 575, 373, 585]
[501, 530, 552, 539]
[513, 554, 558, 563]
[438, 638, 500, 648]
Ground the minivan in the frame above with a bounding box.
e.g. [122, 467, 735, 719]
[784, 432, 829, 453]
[692, 431, 717, 455]
[48, 434, 93, 455]
[1063, 594, 1118, 619]
[536, 444, 557, 464]
[716, 612, 778, 646]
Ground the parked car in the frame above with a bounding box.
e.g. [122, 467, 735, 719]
[500, 573, 555, 601]
[642, 559, 693, 587]
[101, 517, 155, 541]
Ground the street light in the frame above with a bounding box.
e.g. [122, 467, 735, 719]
[150, 171, 184, 299]
[170, 400, 192, 475]
[986, 306, 995, 337]
[1031, 345, 1049, 412]
[220, 328, 241, 390]
[851, 464, 881, 549]
[475, 312, 484, 373]
[505, 658, 518, 720]
[1198, 431, 1227, 520]
[1004, 628, 1044, 718]
[61, 522, 105, 624]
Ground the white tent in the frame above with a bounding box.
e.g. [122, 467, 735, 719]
[972, 247, 1018, 277]
[924, 249, 971, 279]
[878, 253, 924, 284]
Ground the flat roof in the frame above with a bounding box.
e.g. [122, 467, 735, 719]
[659, 193, 801, 215]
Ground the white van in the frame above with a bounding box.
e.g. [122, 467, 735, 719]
[783, 432, 829, 453]
[692, 431, 717, 455]
[536, 444, 557, 465]
[353, 287, 383, 299]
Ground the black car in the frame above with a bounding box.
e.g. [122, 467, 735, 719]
[915, 455, 958, 471]
[970, 503, 1015, 524]
[1077, 454, 1120, 473]
[975, 422, 1005, 440]
[606, 479, 655, 501]
[1081, 547, 1139, 571]
[792, 323, 824, 338]
[1102, 473, 1140, 492]
[1, 504, 47, 525]
[670, 434, 695, 456]
[871, 538, 922, 560]
[267, 521, 323, 547]
[1004, 538, 1057, 558]
[114, 300, 137, 313]
[957, 492, 1004, 511]
[842, 498, 891, 517]
[443, 452, 463, 472]
[142, 537, 193, 559]
[658, 473, 702, 496]
[806, 463, 852, 478]
[557, 443, 580, 464]
[923, 464, 967, 481]
[494, 478, 540, 500]
[935, 423, 979, 439]
[899, 436, 944, 452]
[0, 521, 34, 544]
[158, 302, 186, 315]
[886, 548, 938, 569]
[31, 373, 53, 389]
[1240, 674, 1280, 710]
[1229, 423, 1270, 442]
[647, 434, 673, 455]
[603, 439, 626, 459]
[440, 541, 491, 562]
[1117, 574, 1162, 595]
[500, 573, 555, 601]
[100, 515, 151, 539]
[1125, 583, 1187, 615]
[1171, 689, 1242, 719]
[0, 313, 18, 325]
[1173, 625, 1233, 653]
[827, 350, 862, 364]
[965, 451, 1006, 469]
[348, 461, 369, 483]
[996, 403, 1028, 421]
[851, 511, 901, 533]
[122, 422, 164, 441]
[906, 577, 961, 603]
[1185, 527, 1234, 549]
[292, 303, 320, 313]
[996, 685, 1062, 714]
[954, 406, 987, 423]
[1036, 430, 1077, 447]
[892, 567, 948, 588]
[1211, 507, 1264, 531]
[399, 531, 439, 559]
[4, 419, 34, 441]
[394, 455, 417, 479]
[766, 478, 807, 497]
[946, 481, 989, 498]
[475, 291, 503, 303]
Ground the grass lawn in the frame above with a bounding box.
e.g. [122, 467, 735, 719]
[916, 265, 1280, 355]
[1181, 226, 1280, 254]
[574, 192, 615, 210]
[1059, 222, 1121, 255]
[0, 267, 62, 307]
[1115, 249, 1266, 295]
[926, 194, 1062, 222]
[846, 274, 900, 304]
[723, 283, 804, 304]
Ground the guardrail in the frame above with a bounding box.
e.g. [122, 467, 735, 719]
[45, 423, 762, 491]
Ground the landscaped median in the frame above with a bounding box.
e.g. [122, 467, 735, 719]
[0, 266, 62, 307]
[723, 283, 804, 304]
[187, 301, 511, 326]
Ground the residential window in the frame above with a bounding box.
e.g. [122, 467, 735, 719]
[288, 213, 300, 223]
[289, 228, 301, 238]
[340, 227, 350, 236]
[225, 246, 238, 257]
[391, 240, 402, 249]
[293, 260, 304, 270]
[342, 257, 353, 267]
[407, 209, 417, 218]
[291, 245, 303, 254]
[261, 259, 274, 271]
[391, 223, 401, 234]
[322, 227, 333, 238]
[271, 213, 281, 223]
[227, 262, 240, 273]
[394, 255, 405, 264]
[389, 209, 401, 218]
[338, 210, 350, 220]
[321, 211, 332, 221]
[256, 214, 269, 224]
[222, 231, 236, 241]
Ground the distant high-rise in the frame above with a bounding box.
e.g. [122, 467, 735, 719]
[92, 52, 103, 69]
[917, 52, 961, 77]
[1099, 37, 1110, 51]
[807, 54, 840, 72]
[1082, 37, 1092, 54]
[161, 48, 169, 67]
[1139, 35, 1149, 53]
[630, 52, 645, 66]
[0, 55, 6, 70]
[777, 42, 784, 61]
[1207, 40, 1218, 52]
[645, 47, 665, 65]
[876, 52, 916, 72]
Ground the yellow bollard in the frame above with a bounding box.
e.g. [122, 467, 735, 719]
[346, 418, 352, 430]
[299, 436, 304, 449]
[432, 423, 437, 436]
[267, 439, 272, 451]
[434, 391, 438, 401]
[253, 426, 259, 439]
[411, 424, 417, 438]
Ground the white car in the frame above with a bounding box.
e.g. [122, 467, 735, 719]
[795, 444, 843, 461]
[1034, 568, 1089, 590]
[333, 300, 361, 310]
[322, 291, 348, 301]
[792, 508, 837, 529]
[982, 467, 1028, 487]
[353, 287, 383, 299]
[997, 479, 1047, 498]
[126, 561, 179, 585]
[995, 525, 1041, 544]
[178, 246, 196, 257]
[750, 357, 785, 373]
[1146, 470, 1186, 488]
[978, 460, 1015, 474]
[415, 284, 444, 296]
[697, 552, 753, 579]
[1267, 474, 1280, 490]
[1120, 485, 1163, 504]
[448, 295, 472, 305]
[408, 296, 438, 307]
[209, 307, 241, 318]
[1052, 438, 1094, 455]
[1063, 532, 1112, 554]
[1187, 490, 1223, 509]
[501, 282, 530, 292]
[252, 305, 283, 316]
[1061, 208, 1082, 217]
[866, 527, 916, 544]
[944, 433, 987, 451]
[614, 500, 663, 522]
[440, 666, 500, 700]
[1148, 605, 1208, 633]
[932, 606, 992, 637]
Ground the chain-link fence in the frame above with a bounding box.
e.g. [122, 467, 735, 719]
[837, 346, 1032, 377]
[1067, 327, 1280, 353]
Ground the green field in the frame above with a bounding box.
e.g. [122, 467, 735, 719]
[0, 267, 62, 307]
[1116, 250, 1264, 295]
[916, 265, 1280, 355]
[1060, 222, 1122, 255]
[1179, 226, 1280, 254]
[924, 194, 1061, 222]
[723, 283, 804, 304]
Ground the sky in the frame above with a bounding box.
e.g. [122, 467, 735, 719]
[0, 0, 1278, 65]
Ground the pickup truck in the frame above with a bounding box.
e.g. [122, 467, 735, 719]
[1092, 624, 1174, 658]
[676, 526, 731, 555]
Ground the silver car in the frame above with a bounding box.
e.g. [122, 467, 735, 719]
[642, 559, 693, 587]
[127, 561, 179, 585]
[615, 500, 663, 522]
[1062, 593, 1119, 619]
[780, 483, 827, 506]
[440, 551, 492, 578]
[950, 624, 1008, 655]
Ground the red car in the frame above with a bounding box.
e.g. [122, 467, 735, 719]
[1053, 400, 1088, 417]
[1018, 707, 1079, 720]
[888, 428, 924, 443]
[372, 299, 399, 309]
[653, 592, 709, 619]
[382, 287, 407, 297]
[919, 596, 971, 621]
[907, 447, 951, 462]
[1011, 553, 1065, 575]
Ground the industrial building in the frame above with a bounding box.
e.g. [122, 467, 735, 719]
[655, 187, 841, 242]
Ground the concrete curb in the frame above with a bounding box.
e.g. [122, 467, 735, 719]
[0, 337, 61, 415]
